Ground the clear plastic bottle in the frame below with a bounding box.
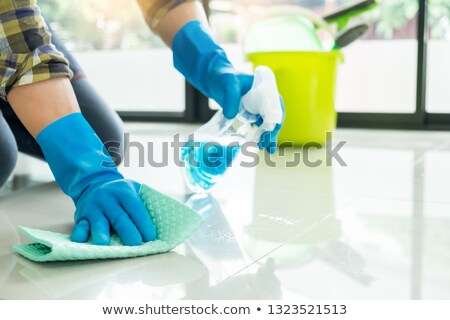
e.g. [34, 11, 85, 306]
[181, 66, 283, 193]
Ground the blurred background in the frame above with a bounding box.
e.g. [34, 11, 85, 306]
[39, 0, 450, 117]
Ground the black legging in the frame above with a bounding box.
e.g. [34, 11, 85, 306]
[0, 30, 124, 188]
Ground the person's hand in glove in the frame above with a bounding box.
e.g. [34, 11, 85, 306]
[170, 19, 284, 154]
[8, 77, 156, 246]
[35, 112, 157, 246]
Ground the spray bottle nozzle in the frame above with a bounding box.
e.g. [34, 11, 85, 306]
[241, 66, 283, 132]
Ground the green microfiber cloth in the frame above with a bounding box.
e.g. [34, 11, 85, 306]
[13, 184, 204, 262]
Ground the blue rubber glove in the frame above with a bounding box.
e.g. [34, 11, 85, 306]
[36, 113, 156, 246]
[172, 20, 284, 153]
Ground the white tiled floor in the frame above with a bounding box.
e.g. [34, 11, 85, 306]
[0, 125, 449, 299]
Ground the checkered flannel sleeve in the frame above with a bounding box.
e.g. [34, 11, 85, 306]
[136, 0, 199, 33]
[0, 0, 72, 101]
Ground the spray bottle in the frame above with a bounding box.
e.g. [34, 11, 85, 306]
[181, 66, 283, 193]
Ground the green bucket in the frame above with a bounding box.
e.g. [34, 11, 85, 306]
[247, 51, 343, 146]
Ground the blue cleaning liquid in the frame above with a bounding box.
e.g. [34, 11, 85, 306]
[181, 140, 241, 192]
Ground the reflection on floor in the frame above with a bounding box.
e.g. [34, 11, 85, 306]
[1, 124, 450, 299]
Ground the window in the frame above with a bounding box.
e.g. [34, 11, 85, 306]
[425, 0, 450, 113]
[206, 0, 448, 129]
[207, 0, 419, 114]
[334, 0, 418, 113]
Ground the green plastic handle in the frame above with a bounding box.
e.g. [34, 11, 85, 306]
[324, 1, 378, 30]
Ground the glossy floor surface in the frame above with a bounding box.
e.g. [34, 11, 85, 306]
[1, 125, 449, 299]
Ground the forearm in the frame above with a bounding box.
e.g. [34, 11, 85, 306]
[7, 78, 80, 137]
[153, 1, 208, 47]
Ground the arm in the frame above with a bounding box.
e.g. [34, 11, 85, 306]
[156, 1, 207, 47]
[136, 0, 247, 118]
[1, 0, 75, 135]
[2, 0, 156, 245]
[9, 79, 156, 246]
[137, 0, 283, 153]
[8, 82, 156, 247]
[8, 78, 79, 137]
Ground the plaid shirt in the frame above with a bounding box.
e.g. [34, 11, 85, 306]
[0, 0, 196, 101]
[0, 0, 72, 100]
